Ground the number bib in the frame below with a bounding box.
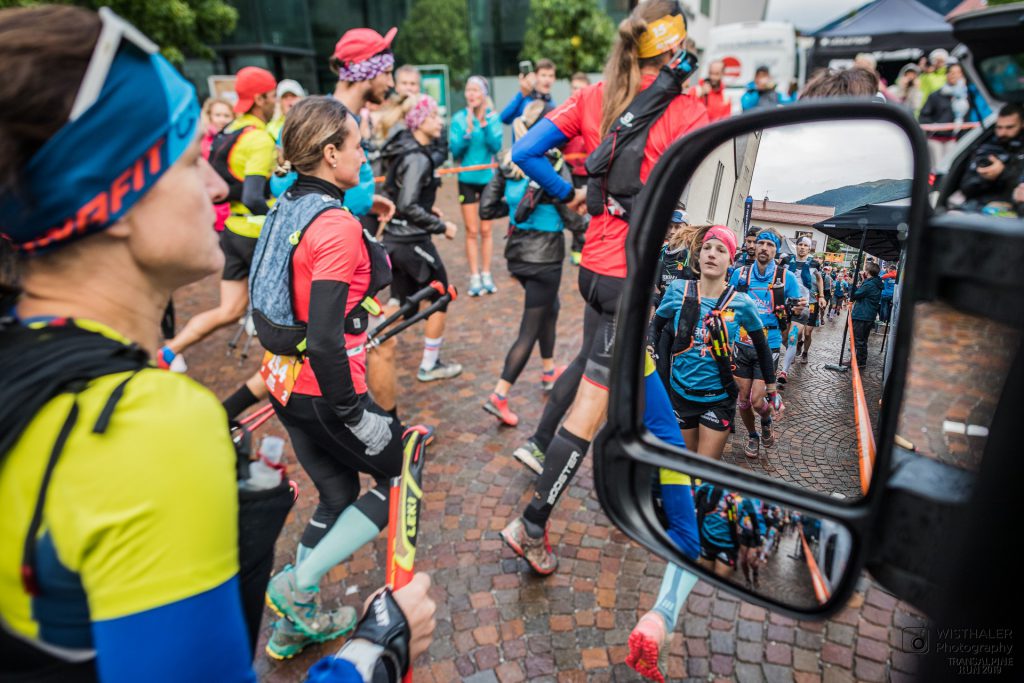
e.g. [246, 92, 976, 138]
[260, 351, 302, 406]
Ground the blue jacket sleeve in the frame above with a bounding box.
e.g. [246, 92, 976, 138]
[92, 577, 256, 683]
[510, 119, 573, 202]
[305, 656, 362, 682]
[345, 162, 375, 217]
[741, 88, 759, 111]
[484, 112, 503, 153]
[448, 111, 469, 161]
[500, 92, 527, 125]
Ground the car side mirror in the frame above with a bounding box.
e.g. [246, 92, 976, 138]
[594, 100, 932, 618]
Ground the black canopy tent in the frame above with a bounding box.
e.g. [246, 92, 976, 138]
[813, 199, 910, 262]
[815, 199, 909, 371]
[810, 0, 956, 78]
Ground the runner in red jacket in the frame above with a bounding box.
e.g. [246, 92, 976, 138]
[500, 0, 709, 575]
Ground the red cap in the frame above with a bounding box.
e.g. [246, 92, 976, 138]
[333, 27, 398, 66]
[703, 225, 738, 261]
[234, 66, 277, 114]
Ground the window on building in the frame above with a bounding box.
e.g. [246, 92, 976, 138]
[708, 161, 725, 222]
[700, 0, 711, 17]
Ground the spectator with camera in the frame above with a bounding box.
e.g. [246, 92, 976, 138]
[960, 104, 1024, 210]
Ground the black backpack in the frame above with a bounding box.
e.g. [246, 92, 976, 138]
[665, 281, 739, 400]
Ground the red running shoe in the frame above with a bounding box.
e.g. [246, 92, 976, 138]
[627, 611, 671, 682]
[483, 393, 519, 426]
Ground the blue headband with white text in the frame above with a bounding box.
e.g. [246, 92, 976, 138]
[756, 231, 781, 251]
[0, 17, 198, 254]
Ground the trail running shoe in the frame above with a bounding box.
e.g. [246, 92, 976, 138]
[265, 565, 322, 637]
[417, 359, 463, 382]
[481, 272, 497, 294]
[744, 434, 760, 459]
[483, 393, 519, 426]
[265, 608, 357, 660]
[800, 352, 809, 364]
[513, 439, 545, 475]
[540, 365, 565, 391]
[500, 517, 558, 575]
[776, 370, 788, 385]
[468, 273, 483, 298]
[627, 611, 670, 683]
[761, 421, 776, 448]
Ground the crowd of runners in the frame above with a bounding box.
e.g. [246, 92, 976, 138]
[0, 2, 900, 682]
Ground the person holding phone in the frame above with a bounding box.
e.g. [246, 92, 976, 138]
[500, 57, 557, 139]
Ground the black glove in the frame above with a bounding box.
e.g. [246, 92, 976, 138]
[335, 588, 411, 682]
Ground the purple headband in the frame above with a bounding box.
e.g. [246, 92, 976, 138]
[337, 51, 395, 83]
[467, 75, 489, 98]
[405, 95, 438, 131]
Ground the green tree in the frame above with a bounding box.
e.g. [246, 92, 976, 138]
[826, 237, 845, 253]
[0, 0, 237, 65]
[394, 0, 470, 83]
[521, 0, 615, 75]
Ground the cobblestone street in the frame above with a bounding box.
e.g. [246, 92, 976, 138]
[177, 183, 933, 682]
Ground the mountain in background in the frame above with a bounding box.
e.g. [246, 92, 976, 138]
[796, 179, 913, 215]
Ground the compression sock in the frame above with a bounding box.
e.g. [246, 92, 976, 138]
[420, 337, 442, 371]
[295, 507, 380, 591]
[523, 426, 590, 531]
[651, 563, 699, 631]
[295, 543, 314, 566]
[222, 383, 259, 420]
[781, 340, 798, 373]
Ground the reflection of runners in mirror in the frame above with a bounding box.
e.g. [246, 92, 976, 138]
[265, 607, 357, 660]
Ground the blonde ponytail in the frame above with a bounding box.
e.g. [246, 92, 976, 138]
[599, 0, 685, 138]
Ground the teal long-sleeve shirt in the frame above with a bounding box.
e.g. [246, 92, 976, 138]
[448, 108, 502, 186]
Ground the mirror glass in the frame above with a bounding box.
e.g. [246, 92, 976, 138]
[650, 465, 854, 610]
[646, 120, 914, 501]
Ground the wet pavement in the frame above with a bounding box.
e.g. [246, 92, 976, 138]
[176, 181, 938, 682]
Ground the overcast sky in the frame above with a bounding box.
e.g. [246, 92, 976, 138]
[765, 0, 868, 32]
[748, 121, 914, 202]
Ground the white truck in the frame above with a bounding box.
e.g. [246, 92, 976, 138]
[703, 21, 798, 114]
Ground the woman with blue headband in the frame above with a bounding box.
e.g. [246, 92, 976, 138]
[0, 7, 433, 682]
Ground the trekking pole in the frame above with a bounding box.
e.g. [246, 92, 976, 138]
[386, 425, 433, 683]
[369, 281, 446, 341]
[227, 318, 246, 353]
[367, 285, 458, 349]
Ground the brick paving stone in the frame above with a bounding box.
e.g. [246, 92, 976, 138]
[737, 640, 765, 663]
[794, 646, 819, 672]
[793, 673, 822, 683]
[735, 662, 766, 683]
[710, 629, 737, 655]
[825, 622, 855, 646]
[710, 653, 735, 676]
[821, 642, 854, 668]
[766, 642, 794, 666]
[855, 636, 890, 663]
[764, 662, 796, 683]
[462, 670, 499, 683]
[767, 624, 796, 644]
[857, 618, 889, 642]
[580, 647, 609, 670]
[821, 665, 855, 683]
[795, 628, 823, 650]
[854, 656, 888, 682]
[738, 619, 766, 642]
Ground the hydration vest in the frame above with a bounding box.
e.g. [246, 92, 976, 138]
[668, 281, 739, 399]
[658, 245, 696, 292]
[249, 191, 392, 356]
[735, 264, 789, 331]
[583, 51, 698, 220]
[208, 125, 255, 203]
[788, 258, 818, 291]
